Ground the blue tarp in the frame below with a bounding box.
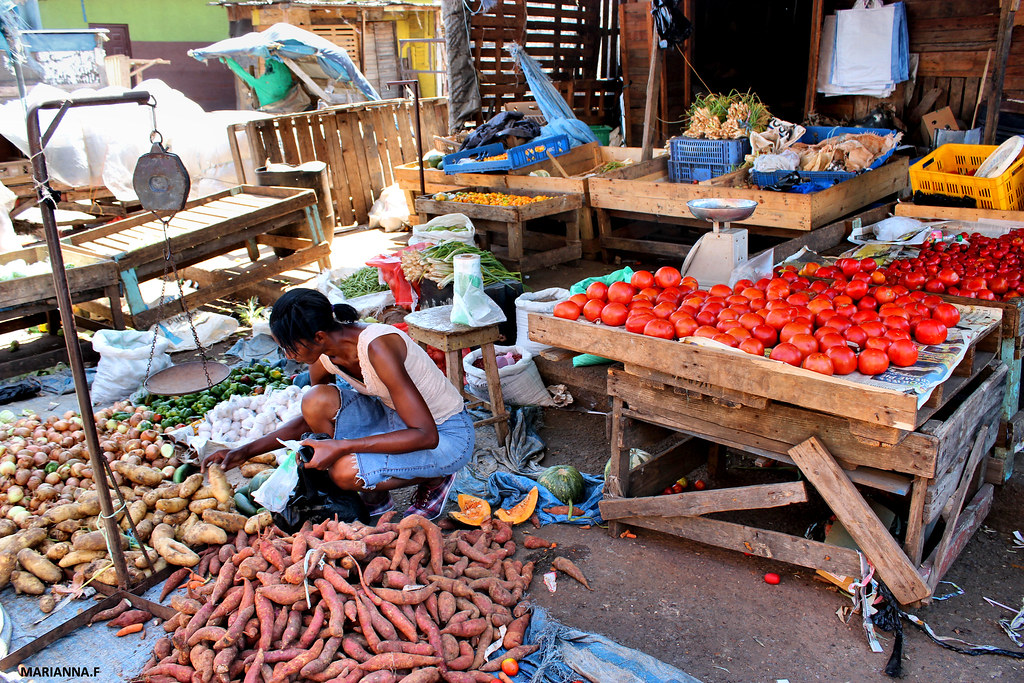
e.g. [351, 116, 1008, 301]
[486, 471, 604, 526]
[188, 23, 380, 102]
[508, 43, 598, 148]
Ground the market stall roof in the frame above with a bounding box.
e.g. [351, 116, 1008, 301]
[188, 22, 380, 102]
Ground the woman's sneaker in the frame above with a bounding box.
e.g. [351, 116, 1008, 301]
[360, 488, 394, 517]
[406, 474, 456, 520]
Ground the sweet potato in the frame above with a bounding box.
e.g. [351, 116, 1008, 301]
[307, 658, 356, 682]
[502, 612, 530, 650]
[210, 560, 236, 604]
[259, 583, 316, 606]
[160, 567, 191, 602]
[379, 600, 419, 642]
[187, 625, 228, 647]
[259, 540, 287, 573]
[441, 617, 488, 639]
[480, 644, 539, 672]
[109, 609, 152, 628]
[242, 649, 264, 683]
[437, 591, 456, 624]
[202, 509, 248, 534]
[280, 607, 304, 649]
[215, 578, 254, 649]
[398, 668, 442, 683]
[213, 646, 237, 683]
[255, 591, 275, 651]
[299, 632, 339, 676]
[299, 603, 327, 649]
[169, 595, 202, 615]
[371, 583, 437, 605]
[143, 662, 194, 683]
[361, 672, 399, 683]
[361, 653, 443, 672]
[551, 556, 592, 590]
[90, 598, 130, 624]
[314, 578, 345, 637]
[17, 548, 63, 583]
[342, 635, 373, 663]
[522, 536, 555, 550]
[237, 554, 269, 580]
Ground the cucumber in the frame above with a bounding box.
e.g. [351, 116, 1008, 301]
[173, 463, 195, 484]
[234, 492, 257, 516]
[248, 468, 276, 495]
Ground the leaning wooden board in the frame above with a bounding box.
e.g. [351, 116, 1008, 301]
[588, 156, 909, 232]
[528, 309, 1000, 432]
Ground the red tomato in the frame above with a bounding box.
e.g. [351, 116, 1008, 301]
[931, 303, 961, 328]
[818, 333, 846, 351]
[888, 338, 919, 367]
[626, 313, 655, 334]
[883, 315, 910, 332]
[600, 302, 628, 327]
[607, 281, 636, 305]
[860, 258, 878, 273]
[861, 321, 886, 338]
[739, 337, 765, 356]
[858, 348, 890, 375]
[802, 352, 834, 375]
[937, 268, 960, 287]
[694, 325, 719, 339]
[826, 345, 857, 375]
[726, 326, 752, 342]
[914, 319, 948, 345]
[764, 308, 794, 330]
[631, 270, 655, 289]
[786, 292, 811, 307]
[844, 325, 868, 348]
[643, 318, 675, 339]
[708, 283, 732, 298]
[695, 309, 718, 326]
[870, 270, 887, 284]
[674, 316, 699, 338]
[629, 298, 654, 311]
[716, 319, 743, 333]
[751, 324, 778, 347]
[553, 301, 581, 320]
[827, 315, 853, 334]
[638, 287, 661, 302]
[569, 293, 588, 308]
[739, 312, 765, 330]
[501, 658, 520, 676]
[586, 281, 608, 301]
[712, 333, 739, 348]
[741, 286, 764, 300]
[851, 309, 880, 325]
[780, 321, 812, 344]
[873, 286, 897, 304]
[582, 299, 605, 322]
[764, 572, 781, 585]
[790, 333, 818, 358]
[864, 336, 891, 352]
[838, 258, 861, 278]
[844, 280, 869, 300]
[924, 279, 946, 293]
[769, 343, 802, 366]
[655, 266, 682, 289]
[651, 302, 676, 319]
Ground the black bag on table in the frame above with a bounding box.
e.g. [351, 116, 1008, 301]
[271, 439, 369, 533]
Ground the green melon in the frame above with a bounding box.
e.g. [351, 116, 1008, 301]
[538, 465, 585, 505]
[604, 447, 654, 480]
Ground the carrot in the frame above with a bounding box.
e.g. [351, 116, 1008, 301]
[522, 536, 555, 550]
[481, 644, 538, 672]
[551, 556, 592, 590]
[108, 609, 152, 628]
[90, 598, 130, 624]
[360, 653, 443, 672]
[116, 623, 143, 637]
[502, 612, 530, 650]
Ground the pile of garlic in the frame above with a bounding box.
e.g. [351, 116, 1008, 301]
[195, 384, 308, 445]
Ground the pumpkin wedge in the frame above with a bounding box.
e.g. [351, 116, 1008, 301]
[449, 494, 491, 526]
[495, 487, 539, 525]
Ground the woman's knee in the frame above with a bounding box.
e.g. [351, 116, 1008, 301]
[328, 455, 362, 491]
[301, 384, 340, 428]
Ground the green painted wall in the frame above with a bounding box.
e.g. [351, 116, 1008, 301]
[38, 0, 228, 43]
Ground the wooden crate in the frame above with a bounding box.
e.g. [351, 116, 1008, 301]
[588, 156, 909, 234]
[0, 244, 118, 313]
[66, 186, 330, 329]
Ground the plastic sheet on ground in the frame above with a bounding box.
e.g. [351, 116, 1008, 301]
[487, 470, 603, 526]
[455, 406, 546, 494]
[226, 333, 285, 365]
[504, 606, 702, 683]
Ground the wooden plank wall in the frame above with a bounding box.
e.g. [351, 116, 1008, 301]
[813, 0, 1003, 137]
[620, 2, 667, 146]
[243, 98, 449, 227]
[1003, 14, 1024, 114]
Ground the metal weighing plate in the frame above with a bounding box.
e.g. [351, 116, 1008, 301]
[145, 360, 231, 396]
[687, 198, 759, 223]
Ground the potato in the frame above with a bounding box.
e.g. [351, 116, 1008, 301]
[142, 489, 162, 508]
[39, 595, 56, 613]
[240, 462, 272, 478]
[151, 510, 166, 525]
[17, 548, 63, 583]
[135, 519, 154, 544]
[45, 542, 71, 563]
[83, 561, 122, 586]
[202, 510, 248, 533]
[151, 523, 200, 567]
[175, 513, 200, 543]
[111, 462, 164, 487]
[248, 453, 277, 466]
[11, 570, 45, 595]
[58, 550, 107, 568]
[183, 522, 228, 547]
[53, 519, 81, 536]
[73, 530, 129, 553]
[188, 498, 218, 514]
[179, 473, 203, 499]
[142, 557, 168, 577]
[0, 519, 17, 538]
[163, 510, 189, 526]
[191, 485, 216, 500]
[206, 464, 232, 504]
[42, 494, 100, 524]
[244, 511, 273, 535]
[155, 497, 187, 514]
[0, 528, 46, 587]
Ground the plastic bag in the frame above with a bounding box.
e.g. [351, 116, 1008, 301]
[153, 312, 239, 353]
[366, 252, 417, 310]
[409, 213, 476, 248]
[90, 329, 172, 406]
[315, 267, 396, 315]
[463, 345, 553, 406]
[569, 266, 635, 296]
[514, 288, 569, 355]
[271, 466, 369, 533]
[253, 449, 299, 513]
[451, 254, 506, 326]
[728, 247, 775, 288]
[368, 183, 410, 232]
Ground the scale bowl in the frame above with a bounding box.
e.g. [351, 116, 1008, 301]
[687, 198, 758, 223]
[145, 360, 231, 397]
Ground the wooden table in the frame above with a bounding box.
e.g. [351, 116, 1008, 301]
[65, 186, 331, 329]
[588, 157, 909, 259]
[414, 189, 584, 273]
[529, 311, 1004, 605]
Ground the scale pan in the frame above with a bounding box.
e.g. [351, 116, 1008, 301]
[686, 198, 758, 223]
[145, 361, 231, 396]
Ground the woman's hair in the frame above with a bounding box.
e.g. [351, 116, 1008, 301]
[269, 288, 358, 353]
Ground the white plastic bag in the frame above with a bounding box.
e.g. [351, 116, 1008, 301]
[463, 345, 553, 407]
[253, 449, 298, 513]
[514, 288, 569, 355]
[451, 254, 506, 327]
[91, 329, 172, 406]
[368, 184, 410, 232]
[0, 179, 18, 253]
[409, 213, 476, 248]
[153, 312, 239, 353]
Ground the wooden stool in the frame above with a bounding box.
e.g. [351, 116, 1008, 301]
[404, 305, 510, 444]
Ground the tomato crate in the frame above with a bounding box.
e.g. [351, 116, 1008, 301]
[909, 144, 1024, 211]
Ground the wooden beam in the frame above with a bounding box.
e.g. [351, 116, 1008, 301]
[640, 36, 662, 162]
[804, 0, 824, 119]
[280, 55, 334, 104]
[983, 0, 1019, 144]
[788, 437, 932, 604]
[600, 481, 808, 520]
[929, 426, 990, 584]
[921, 484, 994, 590]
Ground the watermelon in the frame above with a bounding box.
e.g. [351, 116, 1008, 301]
[604, 447, 653, 479]
[538, 465, 585, 505]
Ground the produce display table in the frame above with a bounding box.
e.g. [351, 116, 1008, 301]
[414, 189, 584, 273]
[64, 186, 330, 329]
[588, 157, 909, 258]
[529, 311, 1004, 605]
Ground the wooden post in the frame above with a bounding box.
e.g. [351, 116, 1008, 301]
[804, 0, 825, 120]
[640, 32, 662, 162]
[982, 0, 1019, 144]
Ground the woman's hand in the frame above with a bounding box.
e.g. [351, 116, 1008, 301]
[202, 447, 247, 472]
[301, 438, 351, 471]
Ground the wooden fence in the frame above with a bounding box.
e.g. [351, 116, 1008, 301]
[229, 97, 449, 227]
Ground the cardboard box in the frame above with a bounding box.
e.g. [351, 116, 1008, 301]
[922, 107, 958, 147]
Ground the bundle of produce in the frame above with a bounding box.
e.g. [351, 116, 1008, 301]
[194, 385, 306, 451]
[554, 265, 964, 377]
[430, 191, 550, 206]
[684, 91, 771, 140]
[400, 242, 521, 288]
[137, 515, 564, 683]
[336, 267, 391, 299]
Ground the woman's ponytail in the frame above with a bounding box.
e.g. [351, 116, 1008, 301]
[332, 303, 358, 323]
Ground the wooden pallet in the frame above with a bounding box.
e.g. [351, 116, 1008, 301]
[65, 186, 329, 329]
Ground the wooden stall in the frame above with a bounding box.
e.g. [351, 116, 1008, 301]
[414, 189, 583, 273]
[64, 186, 329, 330]
[588, 156, 909, 258]
[529, 310, 1004, 605]
[229, 98, 449, 229]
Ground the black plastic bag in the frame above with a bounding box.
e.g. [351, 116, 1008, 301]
[271, 443, 369, 533]
[0, 379, 40, 405]
[652, 0, 693, 47]
[458, 111, 541, 152]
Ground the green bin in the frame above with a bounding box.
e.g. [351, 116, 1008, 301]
[589, 125, 613, 146]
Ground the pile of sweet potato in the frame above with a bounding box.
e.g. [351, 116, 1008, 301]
[138, 514, 538, 683]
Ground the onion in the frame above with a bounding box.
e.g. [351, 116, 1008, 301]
[65, 477, 80, 489]
[162, 465, 176, 478]
[0, 461, 14, 477]
[127, 428, 141, 441]
[36, 484, 57, 500]
[7, 486, 23, 503]
[116, 424, 128, 435]
[16, 456, 33, 470]
[60, 436, 74, 449]
[44, 472, 61, 486]
[14, 470, 30, 486]
[144, 444, 160, 460]
[141, 430, 158, 443]
[32, 452, 47, 467]
[53, 420, 69, 432]
[71, 430, 84, 443]
[26, 476, 41, 492]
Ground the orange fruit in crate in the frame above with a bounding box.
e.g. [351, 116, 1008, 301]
[495, 487, 539, 525]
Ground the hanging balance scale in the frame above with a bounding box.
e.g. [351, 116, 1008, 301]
[137, 125, 231, 396]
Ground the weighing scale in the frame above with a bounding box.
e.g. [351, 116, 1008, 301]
[681, 198, 758, 286]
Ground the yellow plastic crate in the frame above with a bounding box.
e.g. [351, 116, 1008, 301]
[909, 143, 1024, 210]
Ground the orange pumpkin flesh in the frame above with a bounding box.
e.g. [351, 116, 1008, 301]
[449, 494, 491, 526]
[495, 487, 539, 525]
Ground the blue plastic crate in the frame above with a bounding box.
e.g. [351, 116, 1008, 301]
[443, 134, 571, 175]
[668, 160, 734, 183]
[750, 126, 899, 188]
[668, 137, 750, 166]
